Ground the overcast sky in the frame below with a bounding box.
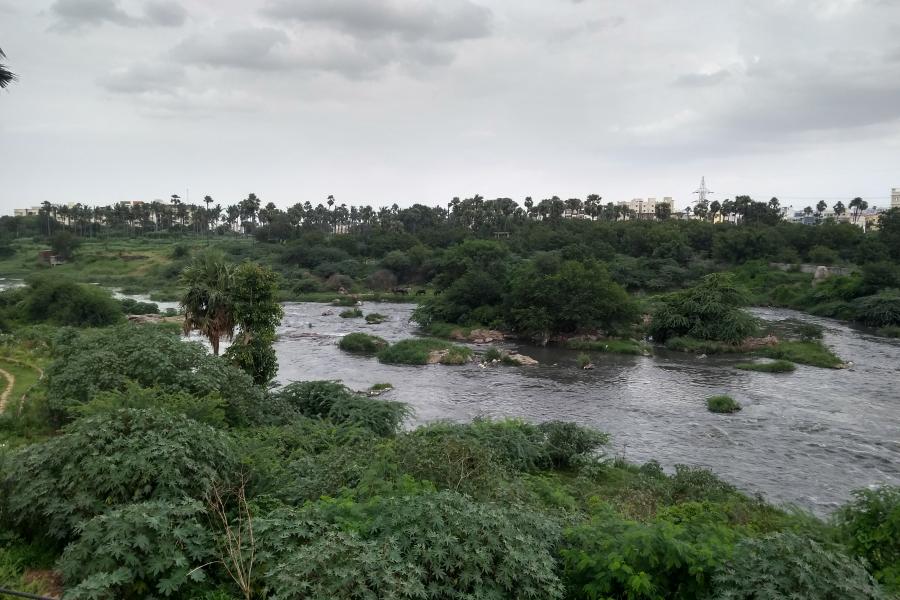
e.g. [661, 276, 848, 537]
[1, 0, 899, 213]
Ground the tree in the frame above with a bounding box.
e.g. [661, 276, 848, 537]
[834, 201, 846, 217]
[849, 197, 868, 224]
[224, 262, 283, 384]
[816, 200, 827, 217]
[0, 47, 16, 89]
[655, 203, 672, 221]
[180, 251, 236, 356]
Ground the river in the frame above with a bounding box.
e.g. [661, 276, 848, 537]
[275, 302, 900, 514]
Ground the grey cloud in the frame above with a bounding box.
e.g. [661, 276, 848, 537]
[171, 28, 291, 70]
[50, 0, 186, 30]
[99, 61, 185, 94]
[673, 69, 731, 87]
[262, 0, 492, 42]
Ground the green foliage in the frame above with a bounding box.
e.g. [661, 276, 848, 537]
[272, 381, 410, 436]
[483, 347, 503, 362]
[734, 360, 796, 373]
[50, 230, 80, 260]
[338, 332, 388, 354]
[561, 511, 738, 600]
[58, 499, 215, 600]
[577, 353, 592, 368]
[264, 492, 564, 600]
[72, 382, 227, 427]
[538, 420, 609, 468]
[0, 409, 237, 541]
[223, 261, 283, 385]
[339, 308, 363, 318]
[760, 340, 843, 369]
[438, 344, 472, 365]
[853, 290, 900, 327]
[20, 276, 122, 327]
[43, 325, 266, 426]
[118, 297, 159, 315]
[649, 273, 759, 344]
[506, 258, 639, 340]
[330, 296, 358, 307]
[364, 312, 387, 324]
[835, 486, 900, 591]
[376, 337, 452, 365]
[713, 531, 884, 599]
[568, 338, 649, 355]
[707, 395, 742, 414]
[796, 322, 824, 341]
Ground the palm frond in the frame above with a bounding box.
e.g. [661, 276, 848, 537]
[0, 47, 17, 89]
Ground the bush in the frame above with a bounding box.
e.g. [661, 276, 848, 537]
[712, 531, 884, 599]
[835, 486, 900, 591]
[734, 359, 796, 373]
[649, 274, 758, 344]
[21, 276, 122, 327]
[760, 340, 843, 369]
[338, 332, 388, 354]
[483, 347, 503, 362]
[439, 345, 473, 365]
[119, 297, 160, 315]
[272, 381, 409, 436]
[324, 273, 354, 291]
[0, 409, 238, 541]
[339, 308, 363, 318]
[72, 382, 227, 427]
[568, 338, 648, 355]
[853, 291, 900, 327]
[707, 395, 741, 414]
[364, 312, 388, 324]
[576, 353, 592, 368]
[264, 492, 564, 600]
[796, 322, 824, 341]
[58, 499, 215, 600]
[376, 337, 452, 365]
[561, 513, 737, 600]
[538, 420, 609, 468]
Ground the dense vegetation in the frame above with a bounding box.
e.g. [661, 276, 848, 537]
[0, 291, 895, 599]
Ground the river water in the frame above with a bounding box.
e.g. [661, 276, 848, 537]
[275, 302, 900, 514]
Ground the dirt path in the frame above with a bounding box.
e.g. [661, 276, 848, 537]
[0, 366, 14, 414]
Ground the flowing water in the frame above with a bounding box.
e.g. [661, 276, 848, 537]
[275, 302, 900, 514]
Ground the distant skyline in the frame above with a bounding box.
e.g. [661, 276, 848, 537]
[1, 0, 899, 213]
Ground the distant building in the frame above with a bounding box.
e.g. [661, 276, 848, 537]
[13, 206, 42, 217]
[617, 197, 674, 220]
[892, 188, 900, 209]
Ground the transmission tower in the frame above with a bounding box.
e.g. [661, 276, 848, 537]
[693, 176, 713, 204]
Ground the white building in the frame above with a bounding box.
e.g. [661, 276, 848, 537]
[892, 187, 899, 209]
[617, 197, 674, 220]
[13, 206, 42, 217]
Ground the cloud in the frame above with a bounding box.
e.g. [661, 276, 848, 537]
[171, 27, 291, 70]
[99, 61, 186, 94]
[49, 0, 186, 31]
[673, 69, 731, 87]
[262, 0, 492, 42]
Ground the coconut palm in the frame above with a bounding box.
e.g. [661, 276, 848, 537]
[180, 252, 235, 356]
[849, 197, 868, 224]
[0, 48, 16, 89]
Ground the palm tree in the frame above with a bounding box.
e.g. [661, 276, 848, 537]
[833, 201, 846, 217]
[849, 197, 868, 224]
[180, 252, 235, 356]
[0, 48, 16, 89]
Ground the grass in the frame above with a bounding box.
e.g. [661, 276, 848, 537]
[734, 360, 796, 373]
[365, 313, 388, 324]
[758, 341, 843, 369]
[664, 337, 743, 354]
[332, 297, 359, 307]
[707, 395, 742, 414]
[339, 308, 364, 319]
[376, 338, 471, 365]
[568, 338, 650, 356]
[577, 353, 592, 369]
[876, 325, 900, 338]
[483, 347, 503, 362]
[0, 358, 42, 413]
[338, 333, 388, 355]
[370, 383, 393, 392]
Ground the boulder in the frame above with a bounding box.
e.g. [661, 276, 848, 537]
[812, 266, 831, 285]
[451, 328, 506, 344]
[504, 352, 538, 366]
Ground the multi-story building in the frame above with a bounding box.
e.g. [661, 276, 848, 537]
[13, 206, 42, 217]
[892, 188, 899, 209]
[616, 197, 674, 220]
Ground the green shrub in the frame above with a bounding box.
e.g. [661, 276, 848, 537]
[331, 296, 357, 307]
[561, 513, 737, 600]
[58, 499, 215, 600]
[0, 408, 237, 541]
[439, 345, 472, 365]
[483, 347, 503, 362]
[670, 465, 738, 503]
[760, 340, 843, 369]
[835, 486, 900, 591]
[712, 531, 884, 599]
[567, 338, 649, 355]
[734, 359, 796, 373]
[853, 290, 900, 327]
[71, 381, 227, 427]
[538, 420, 609, 468]
[796, 322, 824, 341]
[264, 492, 564, 600]
[21, 276, 123, 327]
[339, 308, 363, 318]
[364, 312, 388, 324]
[392, 431, 502, 496]
[649, 273, 758, 344]
[576, 353, 592, 368]
[707, 395, 742, 414]
[877, 325, 900, 338]
[119, 297, 160, 315]
[664, 336, 743, 354]
[369, 382, 393, 392]
[338, 332, 388, 354]
[376, 337, 451, 365]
